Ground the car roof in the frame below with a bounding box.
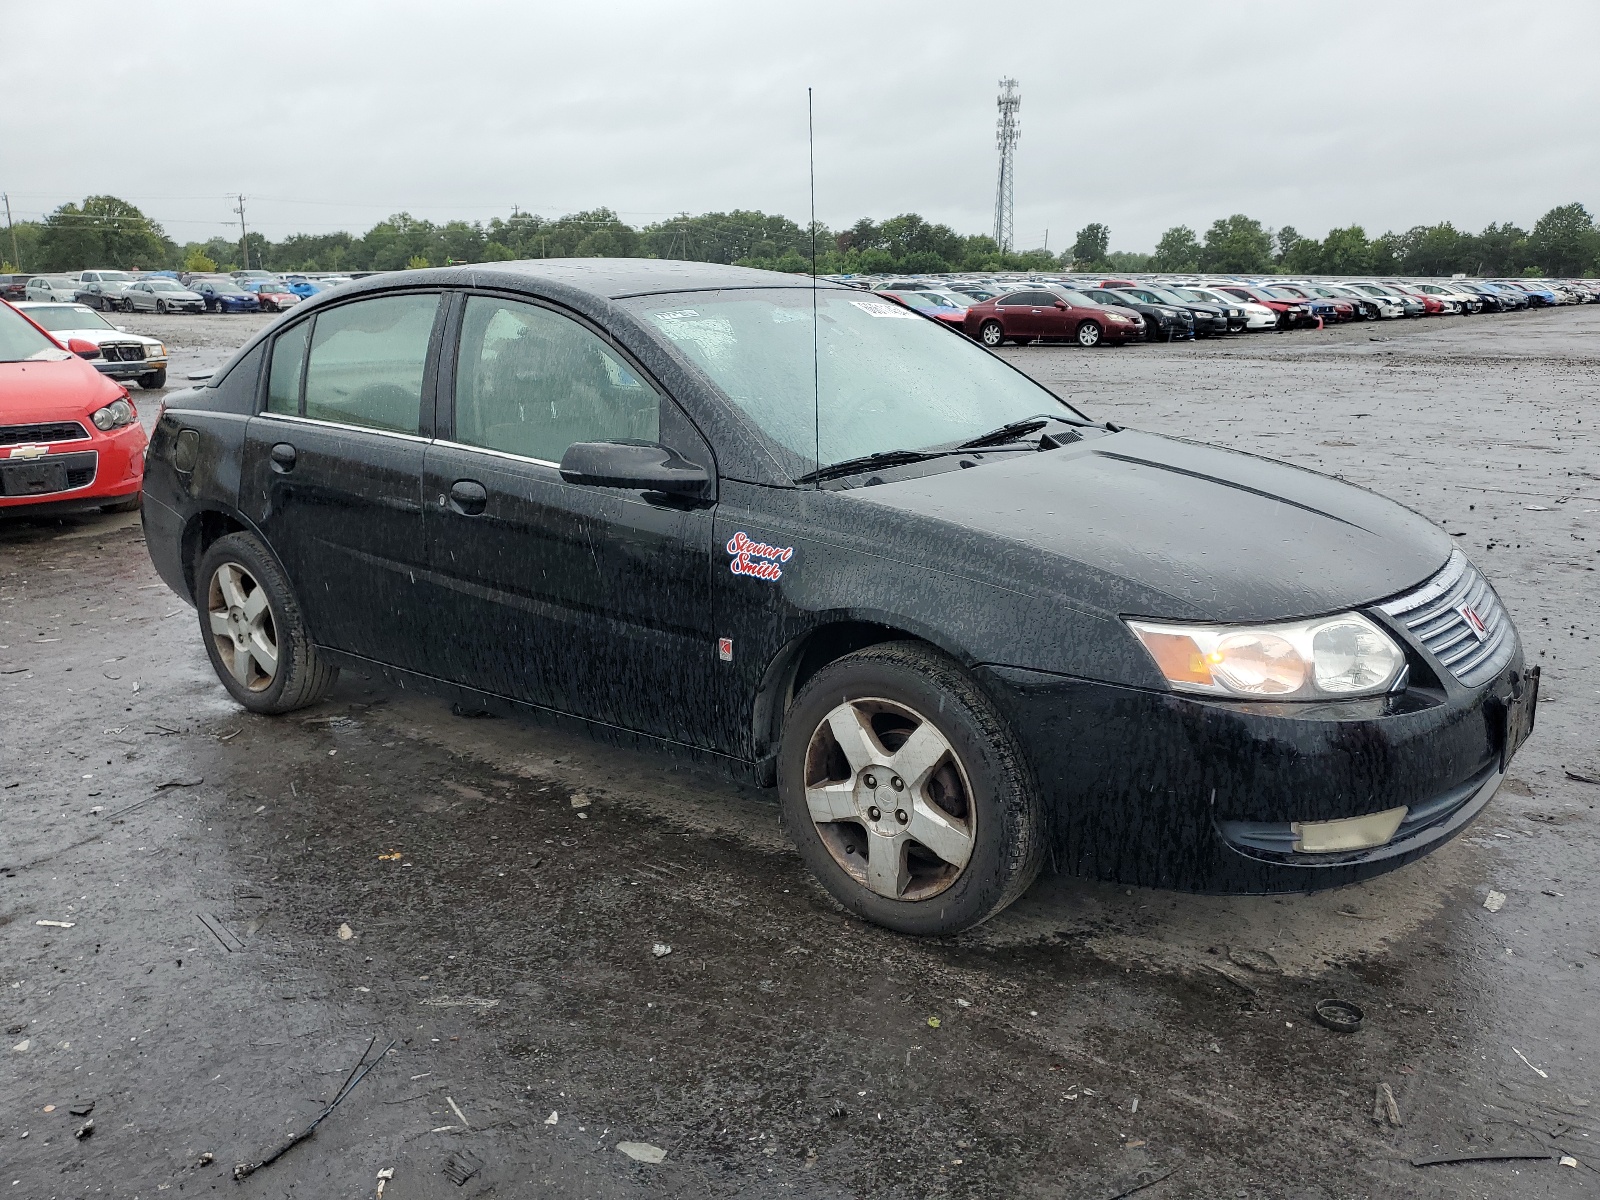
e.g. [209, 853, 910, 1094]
[340, 258, 834, 302]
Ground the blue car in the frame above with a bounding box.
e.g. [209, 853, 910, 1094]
[1495, 280, 1557, 307]
[191, 278, 263, 313]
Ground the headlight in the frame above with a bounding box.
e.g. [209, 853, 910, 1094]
[91, 398, 137, 431]
[1127, 612, 1405, 700]
[148, 343, 166, 358]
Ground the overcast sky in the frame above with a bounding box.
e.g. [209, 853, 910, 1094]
[5, 1, 1598, 252]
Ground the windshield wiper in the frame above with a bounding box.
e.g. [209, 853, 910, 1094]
[956, 412, 1089, 450]
[795, 449, 945, 484]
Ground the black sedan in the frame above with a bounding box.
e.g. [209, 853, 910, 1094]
[140, 261, 1536, 936]
[1079, 286, 1197, 341]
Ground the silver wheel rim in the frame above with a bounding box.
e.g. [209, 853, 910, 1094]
[1078, 323, 1099, 345]
[982, 323, 1002, 346]
[804, 697, 975, 902]
[207, 562, 279, 692]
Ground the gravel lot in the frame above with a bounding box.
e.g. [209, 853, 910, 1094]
[2, 306, 1596, 1198]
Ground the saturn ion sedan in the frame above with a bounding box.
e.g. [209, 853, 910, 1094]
[139, 260, 1536, 936]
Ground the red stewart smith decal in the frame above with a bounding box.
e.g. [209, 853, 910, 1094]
[726, 531, 794, 581]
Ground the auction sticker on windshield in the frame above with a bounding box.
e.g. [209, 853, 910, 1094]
[849, 300, 918, 319]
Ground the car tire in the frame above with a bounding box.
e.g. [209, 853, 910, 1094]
[778, 641, 1045, 936]
[101, 493, 141, 514]
[122, 298, 135, 313]
[156, 300, 167, 315]
[978, 320, 1005, 348]
[196, 532, 339, 715]
[138, 368, 167, 390]
[1075, 321, 1102, 347]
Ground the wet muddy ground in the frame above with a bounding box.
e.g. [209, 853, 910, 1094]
[2, 306, 1597, 1198]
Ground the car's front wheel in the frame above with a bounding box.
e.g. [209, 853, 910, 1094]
[978, 320, 1005, 348]
[196, 533, 339, 715]
[778, 642, 1044, 936]
[1076, 320, 1102, 347]
[156, 300, 167, 314]
[138, 368, 166, 390]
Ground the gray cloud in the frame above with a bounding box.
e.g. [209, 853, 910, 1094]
[5, 0, 1597, 251]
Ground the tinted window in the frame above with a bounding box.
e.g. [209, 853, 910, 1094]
[267, 321, 310, 415]
[303, 294, 439, 434]
[453, 296, 659, 463]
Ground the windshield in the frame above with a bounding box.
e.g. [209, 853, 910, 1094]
[1056, 290, 1097, 307]
[20, 305, 114, 333]
[898, 293, 958, 311]
[45, 277, 77, 288]
[148, 279, 186, 291]
[210, 281, 246, 294]
[0, 304, 71, 363]
[623, 288, 1084, 476]
[1148, 288, 1195, 306]
[1265, 287, 1305, 299]
[96, 271, 134, 282]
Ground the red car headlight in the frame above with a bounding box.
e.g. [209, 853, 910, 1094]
[91, 399, 137, 431]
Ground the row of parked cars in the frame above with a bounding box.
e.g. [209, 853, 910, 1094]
[853, 273, 1600, 347]
[0, 268, 357, 316]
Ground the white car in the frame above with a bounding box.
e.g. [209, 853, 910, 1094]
[1175, 285, 1278, 330]
[1410, 282, 1482, 314]
[25, 275, 81, 302]
[1317, 282, 1405, 319]
[13, 302, 170, 390]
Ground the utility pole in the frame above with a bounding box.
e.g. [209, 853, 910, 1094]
[993, 78, 1021, 253]
[234, 194, 249, 270]
[3, 193, 19, 270]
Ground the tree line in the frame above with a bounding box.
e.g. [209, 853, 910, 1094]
[5, 194, 1599, 278]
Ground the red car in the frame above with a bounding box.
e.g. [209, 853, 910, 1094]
[962, 286, 1144, 347]
[1267, 284, 1357, 322]
[244, 280, 303, 313]
[1211, 285, 1317, 329]
[0, 301, 147, 516]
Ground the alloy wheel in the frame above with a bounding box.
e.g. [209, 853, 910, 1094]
[980, 321, 1004, 347]
[803, 697, 975, 901]
[206, 562, 279, 692]
[1077, 321, 1101, 347]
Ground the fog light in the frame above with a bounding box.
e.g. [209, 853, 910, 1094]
[1291, 806, 1408, 853]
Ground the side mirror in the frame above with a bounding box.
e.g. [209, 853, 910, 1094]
[559, 441, 710, 498]
[1053, 299, 1067, 309]
[67, 338, 101, 359]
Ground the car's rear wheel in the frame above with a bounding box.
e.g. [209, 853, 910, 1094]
[1075, 320, 1102, 347]
[778, 642, 1045, 936]
[196, 533, 339, 715]
[138, 368, 166, 390]
[978, 320, 1005, 348]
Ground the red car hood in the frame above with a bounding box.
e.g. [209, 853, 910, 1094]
[0, 356, 128, 426]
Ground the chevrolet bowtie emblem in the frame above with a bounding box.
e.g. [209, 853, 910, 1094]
[7, 444, 50, 460]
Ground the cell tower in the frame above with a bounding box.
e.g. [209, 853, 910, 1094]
[993, 78, 1021, 252]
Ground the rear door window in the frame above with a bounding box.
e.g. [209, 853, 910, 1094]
[302, 294, 439, 434]
[266, 321, 310, 415]
[451, 295, 660, 463]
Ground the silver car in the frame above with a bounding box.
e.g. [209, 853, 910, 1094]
[25, 275, 81, 302]
[123, 278, 205, 314]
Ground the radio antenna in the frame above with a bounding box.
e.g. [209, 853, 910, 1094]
[809, 86, 820, 484]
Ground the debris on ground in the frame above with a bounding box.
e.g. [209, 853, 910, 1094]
[1372, 1082, 1402, 1126]
[375, 1166, 394, 1196]
[1412, 1150, 1555, 1167]
[1101, 1166, 1175, 1198]
[1513, 1047, 1549, 1078]
[35, 919, 75, 929]
[155, 778, 204, 790]
[1484, 890, 1508, 912]
[12, 1040, 29, 1052]
[420, 995, 499, 1010]
[1226, 946, 1282, 974]
[378, 850, 402, 861]
[1562, 1156, 1580, 1168]
[652, 943, 672, 958]
[74, 1119, 94, 1140]
[446, 1096, 470, 1127]
[570, 792, 591, 808]
[1565, 769, 1600, 786]
[1314, 998, 1365, 1034]
[337, 923, 355, 941]
[927, 1016, 942, 1028]
[617, 1141, 667, 1163]
[68, 1100, 94, 1117]
[544, 1111, 558, 1125]
[442, 1149, 484, 1186]
[232, 1035, 395, 1180]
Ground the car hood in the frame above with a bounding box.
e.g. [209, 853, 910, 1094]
[0, 357, 127, 425]
[847, 428, 1451, 623]
[44, 328, 159, 349]
[158, 290, 202, 301]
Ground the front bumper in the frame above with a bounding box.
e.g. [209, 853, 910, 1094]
[977, 646, 1531, 893]
[93, 358, 167, 380]
[0, 423, 146, 512]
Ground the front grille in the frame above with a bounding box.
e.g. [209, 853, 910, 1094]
[0, 421, 89, 447]
[101, 343, 146, 362]
[1379, 550, 1514, 687]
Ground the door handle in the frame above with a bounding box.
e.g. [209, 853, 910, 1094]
[269, 442, 297, 473]
[447, 479, 488, 516]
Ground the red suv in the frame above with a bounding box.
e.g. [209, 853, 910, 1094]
[963, 286, 1144, 347]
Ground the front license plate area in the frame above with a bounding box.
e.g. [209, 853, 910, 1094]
[1503, 667, 1539, 768]
[1, 461, 68, 496]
